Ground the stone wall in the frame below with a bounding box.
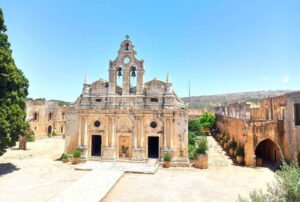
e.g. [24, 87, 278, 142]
[215, 91, 300, 167]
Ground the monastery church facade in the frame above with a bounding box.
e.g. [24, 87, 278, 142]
[65, 36, 189, 165]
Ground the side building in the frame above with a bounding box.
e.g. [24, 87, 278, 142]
[215, 91, 300, 167]
[26, 99, 67, 138]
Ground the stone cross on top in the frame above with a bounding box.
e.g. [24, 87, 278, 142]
[125, 35, 130, 40]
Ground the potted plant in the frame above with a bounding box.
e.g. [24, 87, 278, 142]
[163, 153, 171, 168]
[235, 146, 245, 165]
[121, 146, 129, 158]
[195, 136, 208, 169]
[73, 150, 81, 164]
[223, 136, 229, 150]
[228, 140, 237, 156]
[62, 153, 69, 163]
[219, 134, 224, 146]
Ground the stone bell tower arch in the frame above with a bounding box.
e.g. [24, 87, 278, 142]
[108, 35, 145, 95]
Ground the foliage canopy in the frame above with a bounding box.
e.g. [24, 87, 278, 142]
[0, 9, 29, 156]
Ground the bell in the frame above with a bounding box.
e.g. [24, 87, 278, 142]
[131, 71, 136, 77]
[118, 70, 122, 77]
[117, 67, 122, 77]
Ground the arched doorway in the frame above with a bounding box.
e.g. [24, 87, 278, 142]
[47, 125, 52, 134]
[255, 139, 282, 169]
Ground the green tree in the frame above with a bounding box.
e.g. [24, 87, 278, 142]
[188, 119, 201, 134]
[0, 9, 29, 155]
[198, 112, 216, 129]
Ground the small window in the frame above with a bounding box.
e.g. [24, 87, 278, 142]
[94, 120, 101, 127]
[33, 112, 39, 121]
[95, 98, 102, 102]
[295, 104, 300, 126]
[150, 98, 158, 102]
[62, 112, 65, 120]
[280, 108, 285, 120]
[48, 112, 53, 121]
[150, 121, 157, 129]
[61, 126, 64, 133]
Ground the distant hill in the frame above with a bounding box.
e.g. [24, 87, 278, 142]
[181, 90, 293, 111]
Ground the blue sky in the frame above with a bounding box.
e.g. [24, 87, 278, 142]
[1, 0, 300, 101]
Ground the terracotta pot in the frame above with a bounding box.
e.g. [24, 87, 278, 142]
[223, 143, 228, 150]
[229, 148, 235, 156]
[63, 158, 69, 163]
[195, 154, 208, 169]
[73, 157, 81, 164]
[122, 153, 126, 158]
[163, 161, 171, 168]
[236, 156, 244, 165]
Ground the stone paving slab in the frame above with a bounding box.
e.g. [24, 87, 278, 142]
[49, 169, 124, 202]
[75, 159, 159, 174]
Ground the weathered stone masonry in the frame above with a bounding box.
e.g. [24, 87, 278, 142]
[216, 91, 300, 167]
[65, 36, 189, 166]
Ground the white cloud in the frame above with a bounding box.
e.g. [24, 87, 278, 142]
[281, 75, 289, 83]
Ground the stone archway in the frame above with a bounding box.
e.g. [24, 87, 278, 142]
[255, 139, 283, 169]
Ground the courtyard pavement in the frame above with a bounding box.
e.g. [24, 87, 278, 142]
[0, 136, 275, 202]
[103, 136, 275, 202]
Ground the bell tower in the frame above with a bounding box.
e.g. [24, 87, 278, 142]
[108, 36, 144, 95]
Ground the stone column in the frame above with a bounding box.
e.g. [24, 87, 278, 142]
[112, 116, 116, 147]
[134, 116, 138, 148]
[163, 118, 167, 148]
[141, 117, 144, 147]
[170, 118, 174, 149]
[78, 116, 81, 146]
[105, 116, 109, 146]
[84, 117, 88, 146]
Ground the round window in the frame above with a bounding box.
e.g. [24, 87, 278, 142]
[94, 120, 101, 127]
[150, 121, 157, 129]
[123, 57, 130, 64]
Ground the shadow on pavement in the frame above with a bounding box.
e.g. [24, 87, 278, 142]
[0, 163, 20, 176]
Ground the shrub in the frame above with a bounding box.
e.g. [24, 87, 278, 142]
[26, 134, 35, 142]
[121, 146, 129, 153]
[188, 144, 196, 160]
[73, 150, 81, 158]
[188, 131, 196, 145]
[228, 140, 237, 149]
[238, 162, 300, 202]
[164, 153, 171, 161]
[63, 153, 68, 159]
[188, 119, 201, 133]
[198, 112, 216, 129]
[195, 136, 208, 155]
[236, 146, 245, 157]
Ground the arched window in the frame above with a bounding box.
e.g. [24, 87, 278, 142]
[116, 67, 123, 95]
[62, 112, 65, 120]
[130, 66, 137, 90]
[61, 126, 64, 133]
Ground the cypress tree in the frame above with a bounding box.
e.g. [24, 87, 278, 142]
[0, 8, 29, 155]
